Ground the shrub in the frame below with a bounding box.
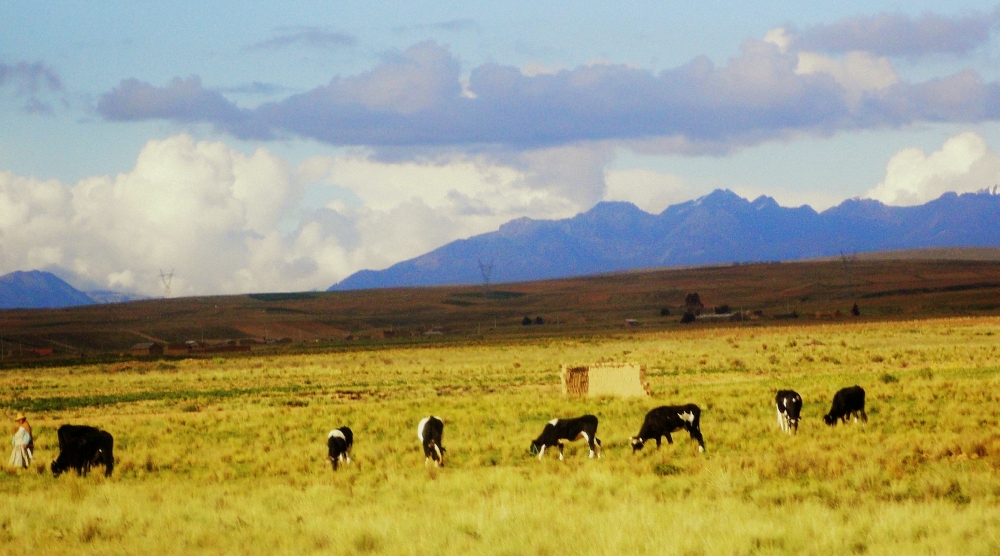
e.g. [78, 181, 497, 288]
[653, 463, 682, 476]
[680, 312, 696, 324]
[880, 373, 899, 384]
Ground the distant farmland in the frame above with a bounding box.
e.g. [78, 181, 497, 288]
[2, 254, 1000, 361]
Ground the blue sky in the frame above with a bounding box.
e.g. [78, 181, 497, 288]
[4, 1, 1000, 295]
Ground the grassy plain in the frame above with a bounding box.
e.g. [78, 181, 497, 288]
[2, 316, 1000, 555]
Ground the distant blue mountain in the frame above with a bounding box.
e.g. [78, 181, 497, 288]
[0, 270, 95, 309]
[330, 189, 1000, 290]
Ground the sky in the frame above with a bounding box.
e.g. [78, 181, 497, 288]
[4, 1, 1000, 296]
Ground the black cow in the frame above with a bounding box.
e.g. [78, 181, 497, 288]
[775, 390, 803, 434]
[824, 385, 867, 426]
[326, 427, 354, 470]
[529, 415, 602, 461]
[630, 404, 706, 453]
[51, 425, 114, 477]
[417, 416, 446, 467]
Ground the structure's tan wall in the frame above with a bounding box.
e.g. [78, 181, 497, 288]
[560, 363, 650, 397]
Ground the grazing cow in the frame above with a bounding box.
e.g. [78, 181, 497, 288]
[51, 425, 114, 477]
[326, 426, 354, 471]
[529, 415, 602, 461]
[417, 416, 446, 467]
[630, 405, 706, 453]
[775, 390, 803, 434]
[823, 385, 867, 426]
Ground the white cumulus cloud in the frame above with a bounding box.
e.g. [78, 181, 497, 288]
[0, 135, 611, 295]
[864, 131, 1000, 206]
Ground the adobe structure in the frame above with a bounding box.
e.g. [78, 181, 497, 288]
[560, 362, 651, 397]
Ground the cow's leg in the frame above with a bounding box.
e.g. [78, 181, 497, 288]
[655, 436, 662, 448]
[665, 433, 674, 445]
[579, 431, 595, 458]
[776, 404, 785, 432]
[689, 427, 706, 452]
[537, 445, 546, 461]
[434, 444, 443, 467]
[557, 441, 564, 461]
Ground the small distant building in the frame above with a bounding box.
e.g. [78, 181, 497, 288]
[30, 347, 53, 357]
[130, 343, 163, 356]
[560, 362, 651, 397]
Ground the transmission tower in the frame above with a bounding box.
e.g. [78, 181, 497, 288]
[159, 269, 174, 298]
[477, 256, 495, 299]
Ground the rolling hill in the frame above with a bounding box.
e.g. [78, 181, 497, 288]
[2, 255, 1000, 360]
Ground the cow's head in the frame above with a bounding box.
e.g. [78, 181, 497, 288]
[630, 436, 645, 452]
[528, 440, 542, 456]
[50, 459, 67, 477]
[823, 413, 836, 426]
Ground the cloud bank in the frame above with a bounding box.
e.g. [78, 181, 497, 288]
[0, 135, 604, 296]
[97, 11, 1000, 153]
[792, 10, 1000, 57]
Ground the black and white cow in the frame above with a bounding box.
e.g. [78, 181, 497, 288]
[823, 385, 867, 426]
[417, 416, 446, 467]
[326, 426, 354, 470]
[775, 390, 803, 434]
[529, 415, 602, 461]
[51, 425, 114, 477]
[630, 404, 706, 453]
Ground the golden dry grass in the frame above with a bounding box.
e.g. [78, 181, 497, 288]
[2, 316, 1000, 555]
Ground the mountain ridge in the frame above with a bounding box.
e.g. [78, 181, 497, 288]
[0, 270, 96, 309]
[330, 189, 1000, 290]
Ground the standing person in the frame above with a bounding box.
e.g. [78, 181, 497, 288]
[9, 412, 33, 469]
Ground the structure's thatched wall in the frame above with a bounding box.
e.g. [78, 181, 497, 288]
[560, 363, 650, 397]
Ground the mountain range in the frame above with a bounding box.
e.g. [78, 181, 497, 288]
[330, 189, 1000, 290]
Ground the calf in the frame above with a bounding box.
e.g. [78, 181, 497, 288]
[529, 415, 601, 461]
[326, 426, 354, 471]
[417, 416, 446, 467]
[775, 390, 803, 434]
[630, 404, 706, 453]
[823, 385, 867, 426]
[51, 425, 114, 477]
